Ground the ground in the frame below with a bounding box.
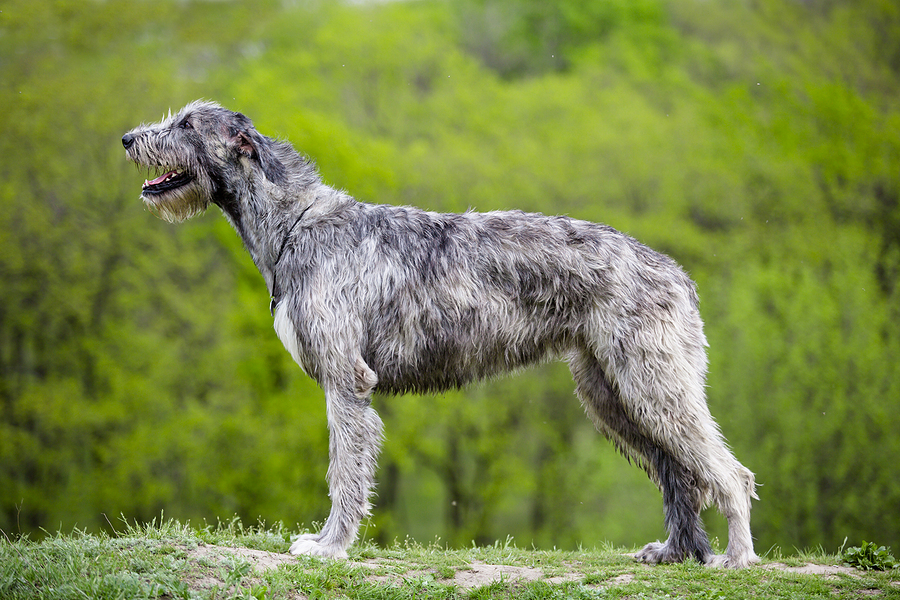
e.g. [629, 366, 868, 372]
[184, 543, 898, 598]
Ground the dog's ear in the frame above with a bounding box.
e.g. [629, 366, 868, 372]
[228, 115, 287, 185]
[234, 130, 257, 159]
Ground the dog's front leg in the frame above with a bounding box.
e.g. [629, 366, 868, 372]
[290, 384, 383, 558]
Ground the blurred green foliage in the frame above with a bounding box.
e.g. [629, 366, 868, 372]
[1, 0, 898, 555]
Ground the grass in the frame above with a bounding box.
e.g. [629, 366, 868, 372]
[1, 518, 897, 599]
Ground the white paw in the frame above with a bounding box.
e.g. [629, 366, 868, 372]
[289, 535, 348, 559]
[705, 552, 760, 569]
[706, 554, 730, 568]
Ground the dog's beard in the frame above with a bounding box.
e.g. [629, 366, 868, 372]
[142, 182, 209, 223]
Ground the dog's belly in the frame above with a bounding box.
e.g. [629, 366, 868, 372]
[363, 311, 566, 395]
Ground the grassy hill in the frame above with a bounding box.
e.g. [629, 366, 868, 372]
[1, 519, 897, 599]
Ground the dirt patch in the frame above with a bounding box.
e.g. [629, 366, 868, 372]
[450, 560, 581, 588]
[760, 562, 862, 580]
[188, 544, 297, 572]
[604, 573, 636, 586]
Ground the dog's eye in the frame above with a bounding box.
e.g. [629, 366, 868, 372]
[178, 118, 193, 130]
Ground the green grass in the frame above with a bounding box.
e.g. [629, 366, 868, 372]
[1, 518, 897, 599]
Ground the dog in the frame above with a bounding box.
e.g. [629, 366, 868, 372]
[123, 100, 758, 567]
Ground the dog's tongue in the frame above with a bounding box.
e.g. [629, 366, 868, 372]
[146, 170, 178, 186]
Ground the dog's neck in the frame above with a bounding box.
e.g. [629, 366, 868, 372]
[265, 203, 311, 314]
[213, 132, 355, 312]
[215, 172, 336, 314]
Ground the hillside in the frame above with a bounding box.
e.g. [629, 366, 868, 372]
[1, 520, 897, 599]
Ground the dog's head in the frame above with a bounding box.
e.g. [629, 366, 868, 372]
[122, 100, 285, 223]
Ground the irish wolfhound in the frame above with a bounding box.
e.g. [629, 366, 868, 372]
[122, 100, 758, 567]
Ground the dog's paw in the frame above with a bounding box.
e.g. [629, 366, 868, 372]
[635, 541, 670, 564]
[705, 554, 730, 568]
[289, 534, 349, 559]
[706, 551, 760, 569]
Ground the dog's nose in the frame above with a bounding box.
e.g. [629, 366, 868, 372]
[122, 134, 135, 149]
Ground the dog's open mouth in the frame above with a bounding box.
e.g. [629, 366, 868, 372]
[141, 168, 193, 195]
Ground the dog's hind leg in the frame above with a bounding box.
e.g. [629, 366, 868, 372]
[570, 343, 757, 568]
[611, 334, 757, 569]
[569, 350, 714, 564]
[289, 358, 383, 558]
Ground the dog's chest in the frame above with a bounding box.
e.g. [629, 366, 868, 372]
[272, 301, 312, 377]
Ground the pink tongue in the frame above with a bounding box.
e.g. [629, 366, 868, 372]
[147, 170, 177, 186]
